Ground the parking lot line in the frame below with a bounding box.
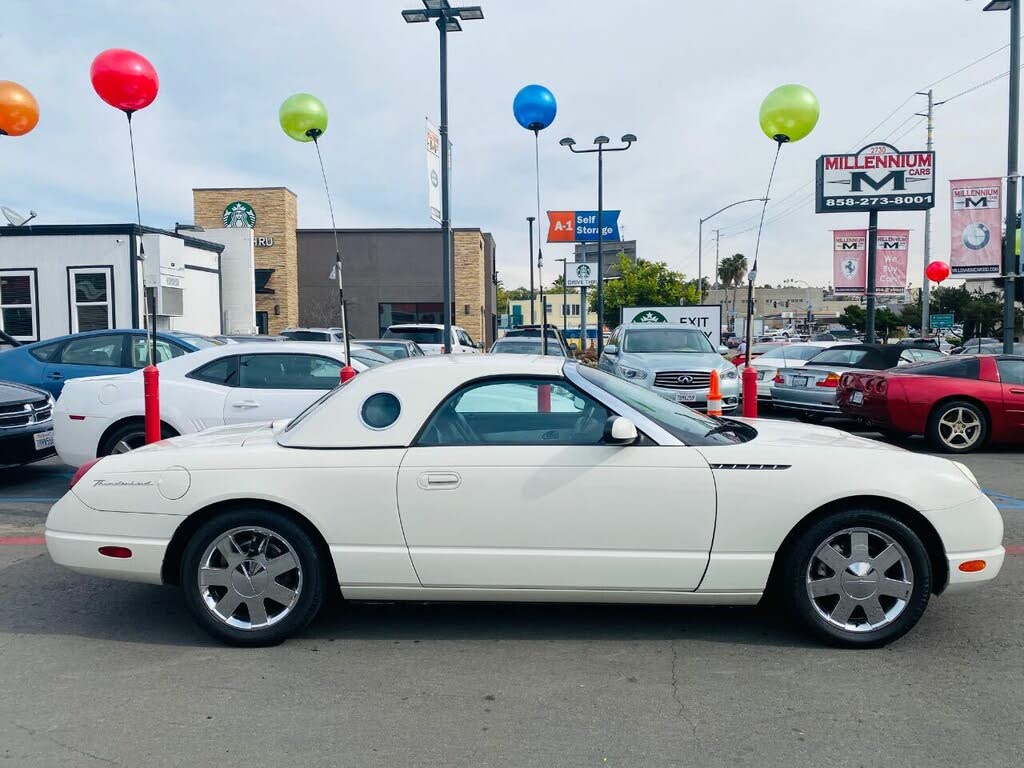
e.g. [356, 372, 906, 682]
[0, 536, 45, 546]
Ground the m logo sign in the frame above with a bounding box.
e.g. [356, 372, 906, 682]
[816, 143, 935, 213]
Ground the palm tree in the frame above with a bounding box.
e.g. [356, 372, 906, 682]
[718, 253, 748, 331]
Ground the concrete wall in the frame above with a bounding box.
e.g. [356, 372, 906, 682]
[188, 228, 256, 335]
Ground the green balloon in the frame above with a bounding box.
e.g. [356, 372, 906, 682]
[759, 84, 819, 143]
[279, 93, 328, 142]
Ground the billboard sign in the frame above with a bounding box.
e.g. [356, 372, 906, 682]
[621, 305, 723, 349]
[950, 177, 1002, 276]
[875, 229, 909, 294]
[566, 261, 598, 288]
[832, 229, 867, 294]
[426, 120, 441, 224]
[816, 142, 935, 213]
[547, 210, 621, 243]
[832, 229, 909, 295]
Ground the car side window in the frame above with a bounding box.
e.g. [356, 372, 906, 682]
[997, 359, 1024, 385]
[457, 330, 473, 347]
[417, 378, 609, 446]
[28, 340, 63, 362]
[238, 353, 341, 390]
[129, 337, 188, 368]
[188, 356, 239, 386]
[58, 334, 125, 367]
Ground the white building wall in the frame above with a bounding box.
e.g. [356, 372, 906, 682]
[142, 232, 223, 336]
[188, 228, 256, 335]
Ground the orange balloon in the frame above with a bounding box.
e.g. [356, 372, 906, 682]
[0, 81, 40, 136]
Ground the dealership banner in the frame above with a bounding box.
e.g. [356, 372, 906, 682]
[833, 229, 867, 294]
[426, 120, 441, 224]
[547, 210, 621, 243]
[950, 177, 1002, 276]
[816, 142, 935, 213]
[875, 229, 909, 294]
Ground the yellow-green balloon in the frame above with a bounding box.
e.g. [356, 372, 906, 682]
[279, 93, 328, 142]
[759, 84, 819, 143]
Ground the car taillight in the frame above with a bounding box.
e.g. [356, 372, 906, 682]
[817, 372, 841, 388]
[69, 458, 101, 490]
[773, 373, 784, 384]
[875, 378, 888, 394]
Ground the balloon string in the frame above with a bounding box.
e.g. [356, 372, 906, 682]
[751, 141, 782, 274]
[312, 136, 350, 364]
[126, 113, 143, 236]
[126, 111, 152, 366]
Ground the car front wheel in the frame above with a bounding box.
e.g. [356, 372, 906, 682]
[181, 508, 326, 646]
[782, 509, 931, 647]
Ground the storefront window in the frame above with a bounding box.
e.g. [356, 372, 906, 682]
[378, 302, 445, 336]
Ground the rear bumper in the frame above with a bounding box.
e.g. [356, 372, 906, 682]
[771, 388, 840, 414]
[53, 411, 105, 468]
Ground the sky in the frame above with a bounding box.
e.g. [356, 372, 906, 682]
[1, 0, 1020, 292]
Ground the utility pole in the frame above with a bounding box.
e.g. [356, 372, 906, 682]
[1003, 0, 1021, 353]
[713, 228, 721, 296]
[916, 89, 934, 339]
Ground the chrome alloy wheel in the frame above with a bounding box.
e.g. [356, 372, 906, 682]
[805, 527, 914, 633]
[198, 526, 303, 630]
[937, 407, 983, 450]
[110, 432, 146, 454]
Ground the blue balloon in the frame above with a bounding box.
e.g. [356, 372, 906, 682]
[513, 84, 557, 131]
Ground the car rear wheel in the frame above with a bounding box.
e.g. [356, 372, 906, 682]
[181, 508, 326, 646]
[782, 509, 931, 647]
[99, 421, 177, 456]
[927, 400, 987, 454]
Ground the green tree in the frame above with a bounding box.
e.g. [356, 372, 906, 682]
[717, 253, 748, 330]
[837, 304, 866, 332]
[874, 307, 902, 342]
[548, 273, 578, 294]
[589, 255, 698, 326]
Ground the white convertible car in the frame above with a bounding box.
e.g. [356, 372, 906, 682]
[45, 356, 1004, 648]
[52, 342, 376, 467]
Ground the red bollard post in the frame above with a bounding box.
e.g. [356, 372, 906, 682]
[741, 364, 758, 418]
[340, 365, 358, 384]
[143, 364, 160, 444]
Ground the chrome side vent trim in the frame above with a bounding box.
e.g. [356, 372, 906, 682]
[709, 463, 791, 471]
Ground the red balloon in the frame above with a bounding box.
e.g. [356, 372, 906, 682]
[926, 260, 951, 283]
[90, 49, 159, 113]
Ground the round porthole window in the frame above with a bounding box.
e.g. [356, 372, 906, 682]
[361, 392, 401, 430]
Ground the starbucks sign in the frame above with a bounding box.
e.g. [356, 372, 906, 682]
[633, 309, 667, 323]
[223, 201, 256, 228]
[623, 306, 723, 348]
[566, 261, 598, 288]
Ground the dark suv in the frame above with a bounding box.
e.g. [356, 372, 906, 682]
[0, 381, 55, 469]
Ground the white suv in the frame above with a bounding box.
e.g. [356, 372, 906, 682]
[383, 324, 480, 355]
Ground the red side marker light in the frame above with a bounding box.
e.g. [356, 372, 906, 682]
[958, 560, 986, 573]
[69, 414, 86, 421]
[98, 546, 132, 559]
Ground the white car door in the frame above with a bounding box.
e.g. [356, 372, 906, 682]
[397, 377, 716, 591]
[223, 352, 342, 425]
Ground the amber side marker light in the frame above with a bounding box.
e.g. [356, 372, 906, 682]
[98, 546, 133, 559]
[958, 560, 986, 573]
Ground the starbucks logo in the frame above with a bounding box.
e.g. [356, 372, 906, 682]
[575, 264, 592, 280]
[223, 201, 256, 228]
[635, 310, 667, 323]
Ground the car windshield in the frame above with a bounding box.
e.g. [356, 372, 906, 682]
[384, 327, 443, 344]
[576, 364, 743, 445]
[361, 343, 409, 359]
[351, 350, 390, 367]
[280, 330, 331, 342]
[622, 328, 713, 354]
[806, 347, 871, 367]
[491, 340, 563, 356]
[774, 344, 827, 362]
[174, 333, 224, 349]
[751, 343, 784, 355]
[506, 328, 558, 339]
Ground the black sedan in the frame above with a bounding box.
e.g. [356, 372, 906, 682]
[0, 381, 56, 469]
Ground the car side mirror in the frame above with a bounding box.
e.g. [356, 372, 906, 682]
[718, 345, 729, 355]
[603, 415, 638, 445]
[604, 344, 619, 356]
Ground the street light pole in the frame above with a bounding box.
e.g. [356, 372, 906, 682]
[402, 0, 484, 353]
[698, 198, 767, 305]
[561, 134, 636, 355]
[527, 216, 536, 324]
[556, 257, 567, 332]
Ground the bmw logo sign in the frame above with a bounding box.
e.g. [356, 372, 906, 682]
[430, 169, 439, 188]
[962, 222, 991, 251]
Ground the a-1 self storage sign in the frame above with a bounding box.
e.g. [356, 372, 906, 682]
[622, 306, 722, 349]
[816, 142, 935, 213]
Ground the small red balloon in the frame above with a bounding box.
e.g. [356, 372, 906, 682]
[90, 49, 159, 113]
[926, 260, 951, 283]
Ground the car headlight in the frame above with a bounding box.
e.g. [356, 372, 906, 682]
[951, 460, 980, 488]
[720, 367, 738, 380]
[617, 365, 648, 381]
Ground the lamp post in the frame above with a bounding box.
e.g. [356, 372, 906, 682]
[555, 257, 568, 332]
[784, 278, 814, 333]
[983, 0, 1020, 353]
[698, 198, 766, 304]
[403, 0, 484, 353]
[560, 134, 636, 354]
[526, 216, 536, 324]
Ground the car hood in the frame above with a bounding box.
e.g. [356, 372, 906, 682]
[729, 416, 903, 451]
[619, 352, 725, 370]
[0, 380, 49, 406]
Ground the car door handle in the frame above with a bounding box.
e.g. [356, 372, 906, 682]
[1011, 388, 1024, 395]
[45, 372, 63, 380]
[417, 471, 462, 490]
[232, 400, 260, 409]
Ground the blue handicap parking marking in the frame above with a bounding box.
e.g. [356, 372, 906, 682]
[984, 489, 1024, 511]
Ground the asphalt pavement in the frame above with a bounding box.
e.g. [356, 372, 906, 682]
[1, 423, 1022, 767]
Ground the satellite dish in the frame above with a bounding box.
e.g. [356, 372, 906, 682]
[2, 207, 36, 227]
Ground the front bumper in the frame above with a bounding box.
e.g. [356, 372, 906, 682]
[0, 425, 56, 469]
[651, 379, 740, 411]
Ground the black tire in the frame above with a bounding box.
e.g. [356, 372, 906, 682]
[99, 420, 177, 456]
[180, 507, 326, 646]
[926, 400, 988, 454]
[781, 509, 931, 648]
[796, 412, 826, 424]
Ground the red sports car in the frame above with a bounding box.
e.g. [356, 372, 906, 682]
[837, 354, 1024, 453]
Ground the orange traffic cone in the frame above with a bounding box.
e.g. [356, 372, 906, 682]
[707, 369, 723, 417]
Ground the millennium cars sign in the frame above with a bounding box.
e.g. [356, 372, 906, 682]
[815, 142, 935, 213]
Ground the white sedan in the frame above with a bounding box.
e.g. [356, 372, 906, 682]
[45, 355, 1004, 648]
[52, 341, 372, 467]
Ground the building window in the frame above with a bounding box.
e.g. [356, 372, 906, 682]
[68, 267, 113, 333]
[378, 302, 444, 336]
[0, 270, 38, 342]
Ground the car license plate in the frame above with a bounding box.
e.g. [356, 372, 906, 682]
[34, 430, 55, 451]
[793, 376, 809, 388]
[850, 391, 864, 405]
[675, 392, 698, 403]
